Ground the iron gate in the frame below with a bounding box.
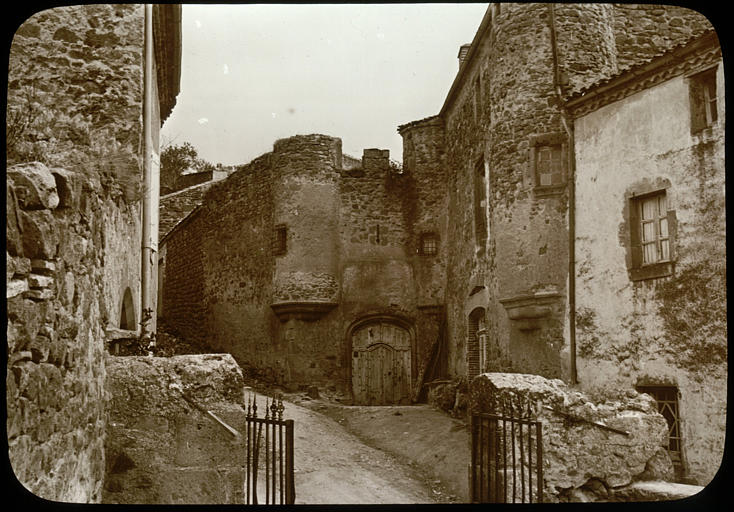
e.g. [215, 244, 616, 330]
[470, 397, 543, 503]
[245, 394, 295, 504]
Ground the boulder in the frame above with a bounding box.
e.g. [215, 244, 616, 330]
[8, 162, 60, 210]
[470, 373, 671, 502]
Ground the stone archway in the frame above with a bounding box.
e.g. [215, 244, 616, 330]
[350, 317, 413, 405]
[120, 287, 136, 330]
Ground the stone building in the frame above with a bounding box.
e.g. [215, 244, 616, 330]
[397, 3, 722, 486]
[566, 30, 725, 485]
[160, 136, 448, 404]
[6, 5, 180, 501]
[158, 2, 724, 486]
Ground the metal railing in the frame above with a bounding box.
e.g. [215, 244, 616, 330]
[470, 396, 543, 503]
[245, 394, 295, 505]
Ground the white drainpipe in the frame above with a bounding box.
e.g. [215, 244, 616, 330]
[141, 4, 159, 336]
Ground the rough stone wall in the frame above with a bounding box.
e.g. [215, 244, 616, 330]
[612, 5, 712, 72]
[103, 354, 246, 504]
[470, 373, 673, 502]
[161, 134, 447, 396]
[572, 60, 725, 485]
[6, 5, 149, 501]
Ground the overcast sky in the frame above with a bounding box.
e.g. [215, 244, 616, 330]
[160, 3, 489, 166]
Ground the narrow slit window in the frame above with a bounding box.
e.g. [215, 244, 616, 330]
[273, 225, 287, 255]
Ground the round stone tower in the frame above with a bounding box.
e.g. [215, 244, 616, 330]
[269, 134, 342, 321]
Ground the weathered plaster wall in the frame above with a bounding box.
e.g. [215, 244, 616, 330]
[573, 65, 725, 485]
[103, 354, 246, 504]
[6, 5, 150, 501]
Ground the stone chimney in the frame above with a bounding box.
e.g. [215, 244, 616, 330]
[458, 43, 472, 66]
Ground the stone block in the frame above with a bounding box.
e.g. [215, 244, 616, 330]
[31, 259, 57, 273]
[470, 373, 670, 500]
[19, 209, 59, 260]
[26, 289, 55, 301]
[7, 279, 29, 299]
[8, 162, 60, 210]
[7, 255, 32, 281]
[6, 187, 24, 256]
[51, 168, 83, 209]
[29, 273, 55, 289]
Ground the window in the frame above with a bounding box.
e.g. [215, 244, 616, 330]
[474, 159, 488, 249]
[473, 75, 481, 121]
[468, 307, 487, 378]
[273, 225, 287, 255]
[627, 189, 675, 281]
[420, 233, 438, 256]
[639, 193, 670, 265]
[689, 66, 718, 133]
[536, 146, 563, 187]
[528, 133, 566, 195]
[636, 385, 683, 477]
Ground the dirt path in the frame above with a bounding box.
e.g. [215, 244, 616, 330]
[244, 386, 469, 504]
[273, 396, 449, 504]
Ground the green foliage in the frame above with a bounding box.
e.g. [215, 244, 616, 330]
[160, 141, 217, 193]
[656, 258, 727, 369]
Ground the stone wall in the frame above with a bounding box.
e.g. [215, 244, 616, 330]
[103, 354, 246, 504]
[6, 4, 177, 501]
[469, 373, 675, 502]
[571, 48, 725, 485]
[161, 134, 448, 397]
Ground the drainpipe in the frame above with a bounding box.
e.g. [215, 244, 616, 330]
[548, 3, 577, 385]
[141, 4, 159, 337]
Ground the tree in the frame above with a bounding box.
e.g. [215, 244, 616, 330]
[160, 141, 198, 192]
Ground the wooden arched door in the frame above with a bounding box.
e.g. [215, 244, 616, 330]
[351, 320, 412, 405]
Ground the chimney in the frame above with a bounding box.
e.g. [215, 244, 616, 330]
[458, 43, 472, 66]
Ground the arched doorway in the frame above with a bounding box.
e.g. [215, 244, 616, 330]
[350, 318, 412, 405]
[120, 287, 136, 330]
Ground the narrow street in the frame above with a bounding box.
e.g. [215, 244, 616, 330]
[247, 390, 468, 504]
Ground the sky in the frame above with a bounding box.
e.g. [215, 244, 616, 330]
[160, 3, 489, 166]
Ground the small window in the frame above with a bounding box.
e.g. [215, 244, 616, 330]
[528, 133, 566, 195]
[626, 187, 676, 281]
[420, 233, 438, 256]
[689, 67, 718, 133]
[536, 145, 563, 187]
[636, 385, 683, 478]
[273, 225, 287, 255]
[467, 308, 486, 378]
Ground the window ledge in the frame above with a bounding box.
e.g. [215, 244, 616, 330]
[533, 184, 566, 197]
[629, 261, 674, 282]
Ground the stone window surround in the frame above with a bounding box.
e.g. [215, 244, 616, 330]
[622, 179, 677, 282]
[527, 132, 567, 197]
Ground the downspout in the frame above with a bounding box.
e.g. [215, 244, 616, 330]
[548, 3, 577, 385]
[141, 4, 158, 337]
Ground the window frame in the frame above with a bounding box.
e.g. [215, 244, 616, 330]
[419, 232, 439, 256]
[636, 385, 684, 478]
[626, 187, 676, 281]
[688, 65, 718, 134]
[528, 132, 567, 196]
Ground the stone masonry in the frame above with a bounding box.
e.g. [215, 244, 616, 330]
[6, 5, 180, 502]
